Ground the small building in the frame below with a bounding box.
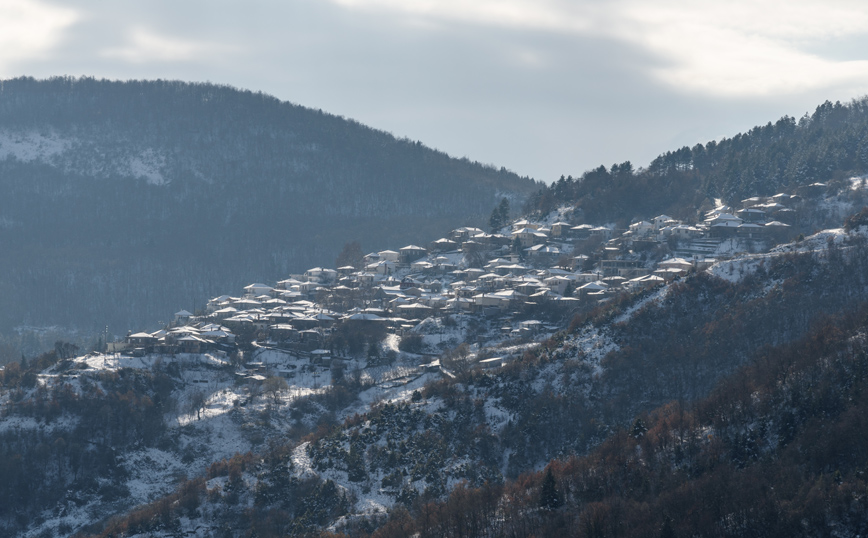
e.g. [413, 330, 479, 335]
[430, 237, 459, 252]
[513, 227, 545, 247]
[550, 222, 572, 237]
[736, 208, 766, 223]
[127, 332, 157, 348]
[658, 257, 694, 273]
[243, 283, 274, 298]
[399, 245, 428, 264]
[309, 349, 332, 366]
[378, 250, 400, 262]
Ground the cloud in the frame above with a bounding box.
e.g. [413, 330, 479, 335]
[329, 0, 596, 32]
[0, 0, 78, 73]
[5, 0, 868, 180]
[618, 0, 868, 96]
[100, 28, 226, 63]
[325, 0, 868, 97]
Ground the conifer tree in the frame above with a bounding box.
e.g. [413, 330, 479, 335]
[539, 467, 562, 510]
[489, 197, 510, 232]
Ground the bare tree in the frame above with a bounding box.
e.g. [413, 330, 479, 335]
[190, 389, 207, 420]
[263, 376, 288, 405]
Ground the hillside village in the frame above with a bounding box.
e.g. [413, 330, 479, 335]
[103, 188, 818, 380]
[6, 178, 868, 537]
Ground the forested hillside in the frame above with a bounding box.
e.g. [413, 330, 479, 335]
[55, 223, 868, 538]
[7, 82, 868, 537]
[0, 77, 538, 352]
[352, 305, 868, 538]
[527, 98, 868, 223]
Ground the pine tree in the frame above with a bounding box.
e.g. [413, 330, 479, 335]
[489, 197, 510, 232]
[539, 467, 562, 510]
[631, 417, 647, 438]
[336, 240, 365, 269]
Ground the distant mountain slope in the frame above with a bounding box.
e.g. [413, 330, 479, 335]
[527, 98, 868, 223]
[0, 77, 538, 342]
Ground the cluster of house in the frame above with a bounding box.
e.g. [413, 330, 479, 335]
[113, 191, 804, 363]
[611, 193, 800, 265]
[111, 315, 236, 356]
[625, 196, 795, 247]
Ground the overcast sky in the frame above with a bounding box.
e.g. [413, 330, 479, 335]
[4, 0, 868, 182]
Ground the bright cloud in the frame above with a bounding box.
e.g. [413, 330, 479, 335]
[100, 28, 220, 63]
[0, 0, 78, 73]
[330, 0, 596, 32]
[619, 0, 868, 96]
[327, 0, 868, 97]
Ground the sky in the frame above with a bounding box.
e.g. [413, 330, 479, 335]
[4, 0, 868, 183]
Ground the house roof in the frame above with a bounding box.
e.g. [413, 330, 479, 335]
[129, 332, 155, 339]
[346, 313, 384, 321]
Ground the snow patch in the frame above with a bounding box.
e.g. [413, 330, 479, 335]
[564, 326, 618, 376]
[127, 148, 168, 185]
[613, 286, 670, 324]
[0, 129, 71, 162]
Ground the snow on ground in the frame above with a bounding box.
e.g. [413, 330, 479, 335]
[73, 351, 229, 372]
[707, 254, 769, 283]
[124, 447, 191, 505]
[11, 322, 559, 536]
[709, 227, 857, 283]
[771, 227, 850, 254]
[565, 326, 619, 376]
[127, 148, 167, 185]
[292, 442, 316, 478]
[714, 237, 754, 257]
[483, 398, 513, 430]
[412, 316, 468, 349]
[0, 129, 71, 162]
[383, 333, 400, 353]
[343, 371, 436, 419]
[613, 285, 670, 324]
[0, 414, 78, 434]
[491, 340, 542, 359]
[817, 194, 858, 223]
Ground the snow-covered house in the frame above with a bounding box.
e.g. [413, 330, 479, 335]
[378, 250, 400, 263]
[736, 208, 766, 223]
[550, 222, 572, 237]
[629, 221, 654, 237]
[243, 283, 274, 298]
[399, 245, 428, 264]
[513, 227, 545, 247]
[651, 215, 676, 231]
[430, 237, 459, 252]
[658, 258, 694, 273]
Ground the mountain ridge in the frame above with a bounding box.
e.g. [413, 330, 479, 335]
[0, 76, 539, 350]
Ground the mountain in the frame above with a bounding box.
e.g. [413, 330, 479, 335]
[525, 97, 868, 224]
[0, 76, 538, 353]
[347, 302, 868, 538]
[4, 92, 868, 537]
[33, 213, 868, 538]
